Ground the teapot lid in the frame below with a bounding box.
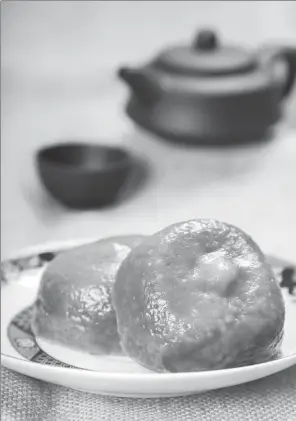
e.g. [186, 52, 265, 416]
[154, 29, 257, 76]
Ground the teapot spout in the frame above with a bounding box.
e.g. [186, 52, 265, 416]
[118, 67, 160, 104]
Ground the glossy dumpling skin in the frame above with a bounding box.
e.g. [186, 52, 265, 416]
[113, 219, 285, 372]
[31, 235, 145, 355]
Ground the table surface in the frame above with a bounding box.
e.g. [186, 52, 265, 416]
[2, 71, 296, 263]
[1, 364, 296, 421]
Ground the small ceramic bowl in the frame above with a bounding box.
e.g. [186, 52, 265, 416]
[36, 142, 133, 209]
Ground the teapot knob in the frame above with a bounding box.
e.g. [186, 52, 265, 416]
[193, 30, 219, 51]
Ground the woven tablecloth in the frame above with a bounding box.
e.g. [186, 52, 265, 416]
[1, 365, 296, 421]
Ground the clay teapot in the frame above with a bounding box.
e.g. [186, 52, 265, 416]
[118, 29, 296, 144]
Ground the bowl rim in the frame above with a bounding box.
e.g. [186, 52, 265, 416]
[36, 142, 133, 173]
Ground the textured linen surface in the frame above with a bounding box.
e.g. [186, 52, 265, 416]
[1, 365, 296, 421]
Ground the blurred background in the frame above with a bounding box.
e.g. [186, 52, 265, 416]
[2, 1, 296, 260]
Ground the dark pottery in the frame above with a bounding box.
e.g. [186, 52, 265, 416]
[119, 29, 296, 145]
[36, 142, 134, 209]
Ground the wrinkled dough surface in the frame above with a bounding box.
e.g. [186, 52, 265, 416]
[32, 235, 145, 355]
[113, 220, 285, 372]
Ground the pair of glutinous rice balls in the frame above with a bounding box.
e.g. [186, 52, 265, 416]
[32, 219, 285, 373]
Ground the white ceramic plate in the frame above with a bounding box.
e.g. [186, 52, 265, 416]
[1, 240, 296, 398]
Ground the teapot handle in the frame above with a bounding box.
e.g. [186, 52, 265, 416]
[259, 46, 296, 100]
